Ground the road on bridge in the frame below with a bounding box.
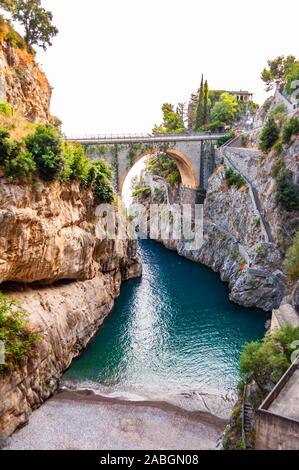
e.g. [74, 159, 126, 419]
[66, 133, 225, 145]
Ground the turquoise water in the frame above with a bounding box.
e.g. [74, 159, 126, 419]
[64, 240, 269, 409]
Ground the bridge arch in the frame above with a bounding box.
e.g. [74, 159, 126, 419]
[119, 147, 199, 194]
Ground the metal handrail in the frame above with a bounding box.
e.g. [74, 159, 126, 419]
[66, 133, 226, 143]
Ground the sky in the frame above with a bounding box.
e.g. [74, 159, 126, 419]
[28, 0, 299, 135]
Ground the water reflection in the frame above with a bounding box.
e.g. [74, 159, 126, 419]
[64, 240, 269, 413]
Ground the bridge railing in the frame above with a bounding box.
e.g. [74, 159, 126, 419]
[65, 133, 226, 144]
[65, 133, 153, 141]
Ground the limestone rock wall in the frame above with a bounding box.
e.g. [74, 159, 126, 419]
[0, 276, 117, 441]
[134, 167, 285, 311]
[0, 179, 142, 442]
[0, 178, 142, 284]
[0, 21, 51, 122]
[189, 169, 285, 311]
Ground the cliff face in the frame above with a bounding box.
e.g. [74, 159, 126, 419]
[196, 169, 285, 311]
[0, 180, 142, 442]
[134, 166, 285, 311]
[0, 21, 51, 122]
[256, 140, 299, 251]
[0, 179, 140, 284]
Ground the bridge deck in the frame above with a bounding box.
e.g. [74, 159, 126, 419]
[66, 134, 224, 145]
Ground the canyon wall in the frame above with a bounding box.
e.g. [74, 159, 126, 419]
[0, 20, 51, 123]
[0, 179, 142, 442]
[136, 171, 284, 311]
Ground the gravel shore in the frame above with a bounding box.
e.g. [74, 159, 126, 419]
[4, 390, 227, 450]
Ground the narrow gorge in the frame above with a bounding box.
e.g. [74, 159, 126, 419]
[0, 8, 299, 453]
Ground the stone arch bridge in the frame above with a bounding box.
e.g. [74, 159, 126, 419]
[67, 134, 223, 196]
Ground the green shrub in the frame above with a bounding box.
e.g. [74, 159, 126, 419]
[25, 125, 64, 181]
[276, 168, 299, 211]
[147, 153, 181, 188]
[270, 103, 288, 126]
[240, 325, 299, 394]
[92, 159, 113, 181]
[132, 185, 152, 198]
[91, 160, 115, 203]
[0, 292, 38, 374]
[6, 30, 26, 49]
[284, 230, 299, 281]
[231, 249, 240, 261]
[0, 128, 12, 163]
[225, 167, 247, 189]
[236, 439, 246, 450]
[285, 63, 299, 95]
[0, 128, 28, 177]
[93, 178, 115, 203]
[271, 156, 285, 177]
[259, 117, 280, 152]
[5, 150, 36, 178]
[282, 116, 299, 144]
[61, 142, 91, 184]
[0, 102, 13, 116]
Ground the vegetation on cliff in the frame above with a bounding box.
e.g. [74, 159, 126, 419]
[0, 0, 58, 50]
[224, 167, 247, 189]
[188, 83, 258, 131]
[284, 230, 299, 281]
[147, 153, 181, 187]
[224, 325, 299, 450]
[0, 292, 38, 375]
[261, 55, 299, 94]
[0, 121, 115, 202]
[258, 106, 299, 212]
[152, 103, 185, 134]
[240, 325, 299, 395]
[259, 117, 280, 152]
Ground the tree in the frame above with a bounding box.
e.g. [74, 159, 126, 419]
[276, 168, 299, 211]
[259, 117, 280, 152]
[0, 0, 16, 10]
[210, 92, 238, 126]
[240, 325, 299, 393]
[147, 153, 181, 188]
[1, 0, 58, 50]
[282, 116, 299, 143]
[176, 102, 187, 124]
[203, 80, 209, 125]
[285, 63, 299, 96]
[187, 92, 198, 129]
[153, 103, 184, 134]
[269, 103, 288, 127]
[261, 55, 299, 92]
[25, 124, 64, 181]
[195, 74, 204, 129]
[92, 160, 115, 203]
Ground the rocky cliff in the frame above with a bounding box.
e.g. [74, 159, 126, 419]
[0, 20, 51, 122]
[0, 178, 140, 284]
[0, 179, 142, 442]
[134, 165, 286, 311]
[195, 168, 284, 311]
